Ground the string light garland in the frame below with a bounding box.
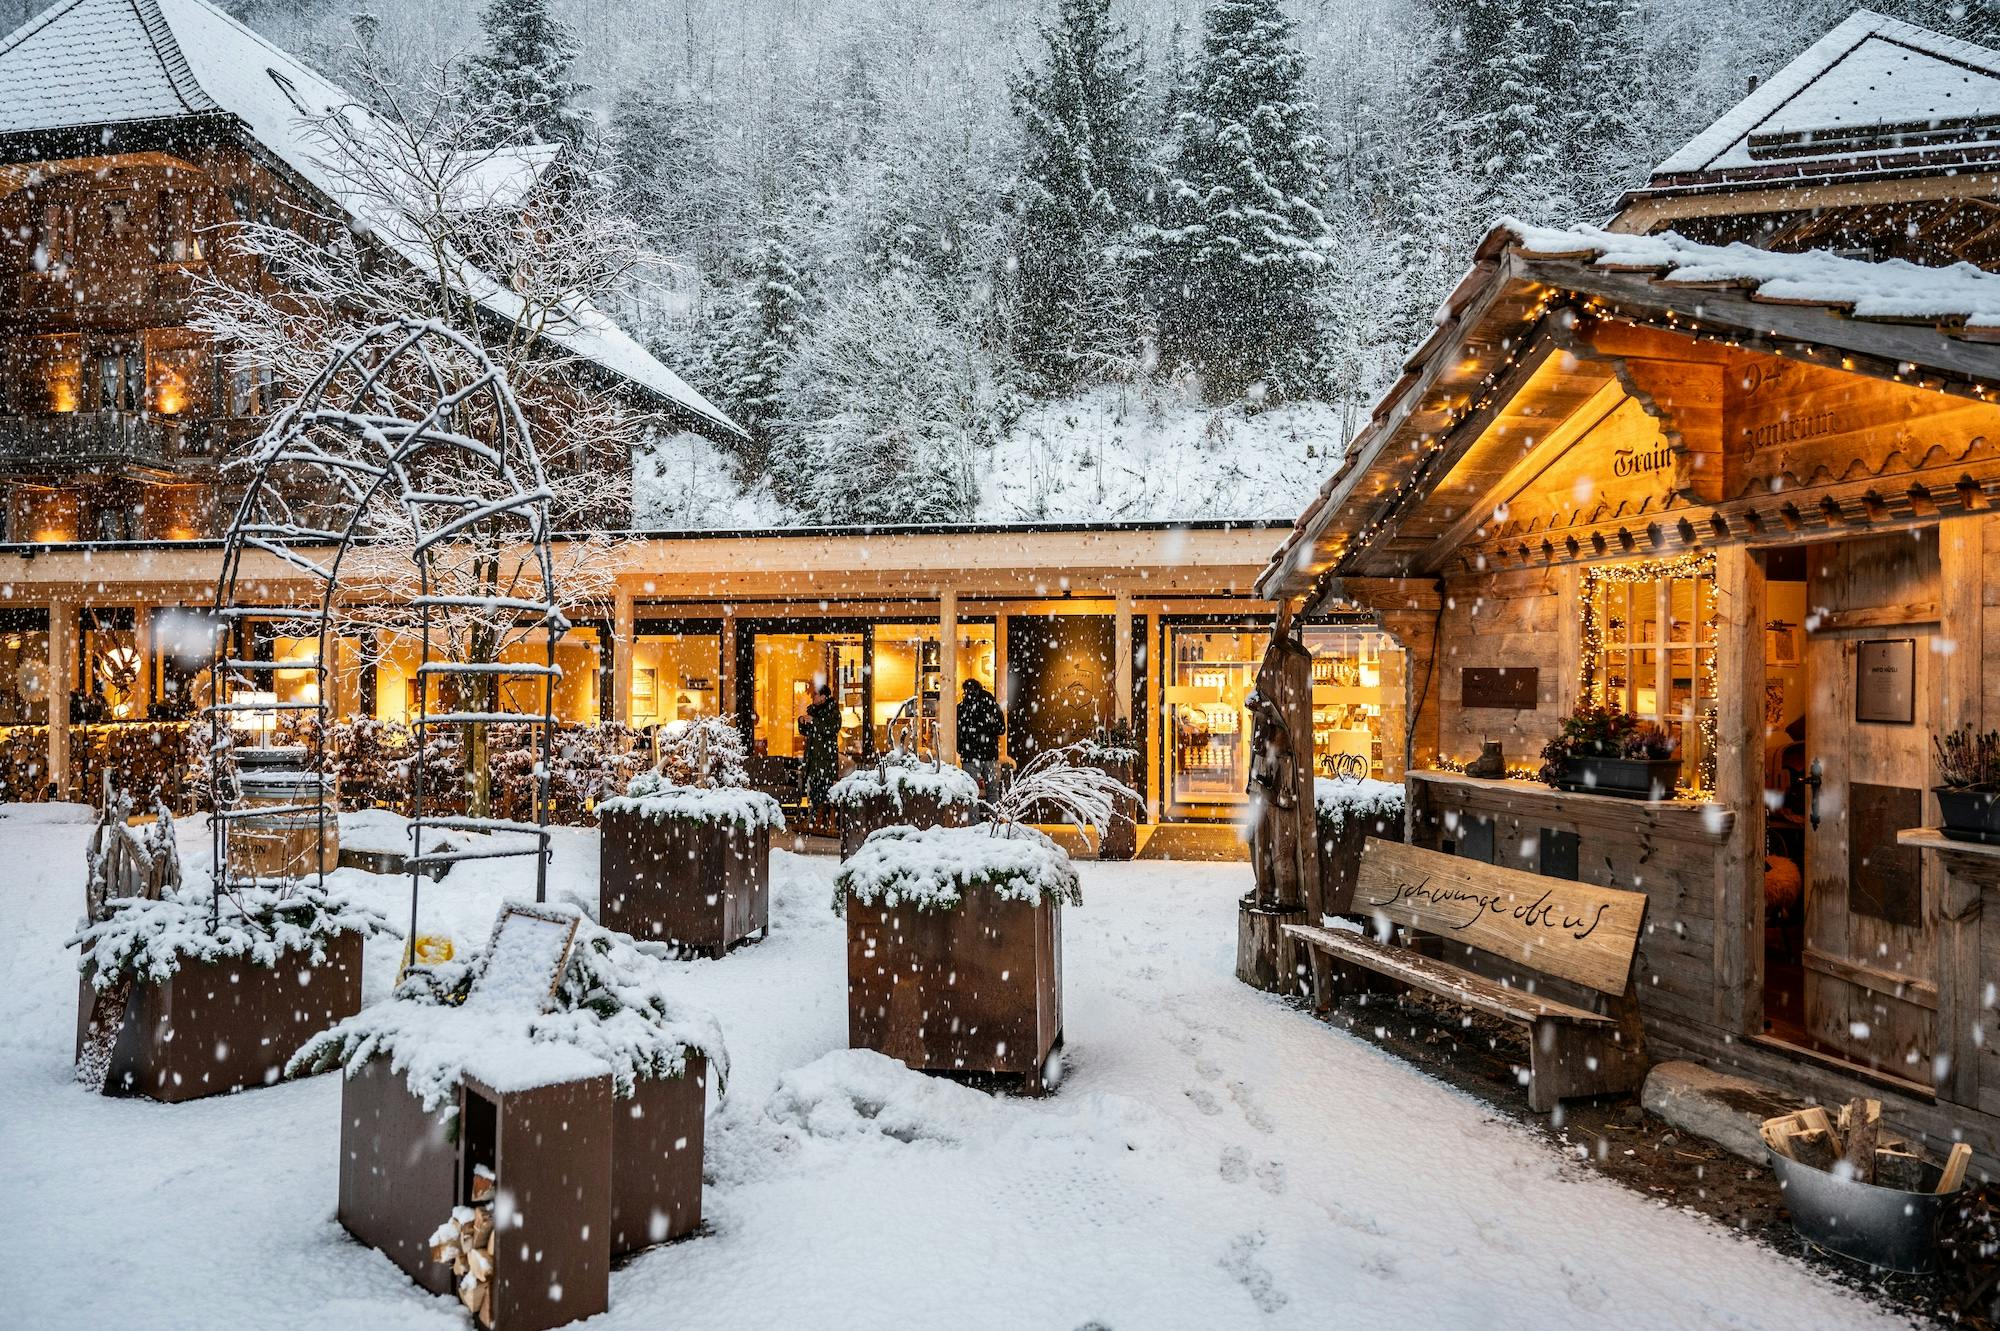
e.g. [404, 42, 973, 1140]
[1578, 552, 1719, 795]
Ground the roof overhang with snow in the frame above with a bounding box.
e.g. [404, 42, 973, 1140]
[1257, 221, 2000, 607]
[0, 0, 741, 441]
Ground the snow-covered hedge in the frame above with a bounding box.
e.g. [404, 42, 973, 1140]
[1313, 777, 1405, 838]
[289, 910, 728, 1114]
[827, 756, 980, 812]
[833, 823, 1081, 914]
[70, 883, 395, 989]
[597, 770, 786, 832]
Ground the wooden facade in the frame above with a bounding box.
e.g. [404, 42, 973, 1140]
[1260, 222, 2000, 1164]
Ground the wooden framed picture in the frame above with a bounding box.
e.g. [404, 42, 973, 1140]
[1855, 638, 1915, 725]
[1765, 622, 1800, 667]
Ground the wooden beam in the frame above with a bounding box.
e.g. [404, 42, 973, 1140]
[48, 599, 73, 800]
[610, 587, 634, 726]
[1712, 544, 1764, 1037]
[1113, 590, 1134, 723]
[937, 590, 959, 764]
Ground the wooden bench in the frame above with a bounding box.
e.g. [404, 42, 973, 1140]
[1285, 837, 1650, 1112]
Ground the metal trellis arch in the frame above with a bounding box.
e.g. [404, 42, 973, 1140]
[209, 318, 566, 935]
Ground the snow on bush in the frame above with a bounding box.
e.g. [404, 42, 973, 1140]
[653, 715, 751, 789]
[290, 909, 728, 1113]
[826, 753, 980, 812]
[1312, 777, 1405, 839]
[70, 883, 395, 989]
[832, 823, 1081, 914]
[597, 770, 786, 832]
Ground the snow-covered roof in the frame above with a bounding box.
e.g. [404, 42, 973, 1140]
[440, 143, 562, 213]
[0, 0, 738, 437]
[1654, 10, 2000, 182]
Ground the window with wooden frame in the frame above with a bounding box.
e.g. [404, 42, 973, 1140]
[1580, 556, 1718, 789]
[156, 189, 203, 264]
[32, 200, 74, 274]
[95, 344, 142, 412]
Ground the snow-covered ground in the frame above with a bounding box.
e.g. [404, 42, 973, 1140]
[0, 802, 1909, 1330]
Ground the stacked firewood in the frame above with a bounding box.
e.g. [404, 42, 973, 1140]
[429, 1166, 499, 1326]
[1761, 1097, 1972, 1193]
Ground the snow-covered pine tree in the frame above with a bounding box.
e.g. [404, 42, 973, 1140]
[464, 0, 592, 148]
[1005, 0, 1145, 394]
[1143, 0, 1332, 402]
[704, 233, 812, 468]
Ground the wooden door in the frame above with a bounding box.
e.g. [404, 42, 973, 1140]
[1802, 532, 1938, 1080]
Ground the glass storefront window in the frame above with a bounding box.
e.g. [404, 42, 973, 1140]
[150, 608, 217, 719]
[1163, 625, 1261, 816]
[76, 607, 139, 722]
[1587, 566, 1715, 781]
[1303, 627, 1396, 779]
[0, 609, 52, 725]
[630, 626, 721, 728]
[373, 626, 607, 725]
[752, 630, 865, 760]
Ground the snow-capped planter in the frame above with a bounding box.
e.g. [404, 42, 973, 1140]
[1313, 777, 1405, 918]
[69, 883, 388, 1102]
[596, 769, 784, 958]
[292, 912, 727, 1295]
[827, 752, 980, 859]
[837, 822, 1080, 1092]
[1080, 724, 1142, 860]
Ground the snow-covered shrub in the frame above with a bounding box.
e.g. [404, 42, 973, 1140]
[289, 910, 727, 1113]
[70, 882, 395, 989]
[1312, 777, 1405, 842]
[826, 750, 980, 814]
[489, 722, 645, 824]
[832, 823, 1081, 915]
[991, 742, 1137, 838]
[653, 715, 750, 789]
[597, 770, 785, 832]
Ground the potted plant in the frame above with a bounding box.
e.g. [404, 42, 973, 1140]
[1538, 701, 1682, 800]
[1934, 726, 2000, 843]
[290, 910, 728, 1289]
[826, 746, 980, 859]
[834, 745, 1133, 1091]
[596, 716, 784, 956]
[1080, 719, 1143, 860]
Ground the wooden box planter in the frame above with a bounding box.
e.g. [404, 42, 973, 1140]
[1551, 756, 1682, 801]
[74, 929, 362, 1102]
[1089, 756, 1141, 861]
[1313, 779, 1406, 919]
[597, 787, 780, 957]
[838, 824, 1074, 1090]
[829, 763, 979, 860]
[1936, 787, 2000, 844]
[607, 1054, 710, 1253]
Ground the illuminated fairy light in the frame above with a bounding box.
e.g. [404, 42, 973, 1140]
[1577, 552, 1719, 796]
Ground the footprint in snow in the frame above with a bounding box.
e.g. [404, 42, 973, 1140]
[1219, 1145, 1249, 1183]
[1194, 1057, 1223, 1082]
[1186, 1087, 1224, 1116]
[1253, 1159, 1286, 1195]
[1221, 1232, 1289, 1314]
[1228, 1080, 1275, 1134]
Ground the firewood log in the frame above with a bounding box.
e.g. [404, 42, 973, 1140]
[459, 1274, 486, 1318]
[471, 1166, 495, 1203]
[466, 1248, 493, 1282]
[1792, 1128, 1840, 1173]
[1874, 1149, 1927, 1192]
[470, 1206, 494, 1250]
[1837, 1098, 1881, 1184]
[1941, 1142, 1974, 1194]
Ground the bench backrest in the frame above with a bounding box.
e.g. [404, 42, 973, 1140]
[1354, 837, 1647, 996]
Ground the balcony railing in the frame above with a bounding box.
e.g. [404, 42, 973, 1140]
[0, 410, 223, 475]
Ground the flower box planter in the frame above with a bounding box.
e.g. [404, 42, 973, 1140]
[1935, 787, 2000, 844]
[828, 762, 979, 860]
[1551, 756, 1682, 801]
[1313, 778, 1406, 918]
[73, 929, 362, 1102]
[838, 824, 1074, 1090]
[1088, 755, 1141, 860]
[597, 781, 782, 957]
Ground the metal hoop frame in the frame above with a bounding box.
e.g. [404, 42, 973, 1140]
[208, 319, 565, 932]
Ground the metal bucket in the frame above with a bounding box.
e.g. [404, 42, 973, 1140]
[1769, 1149, 1956, 1273]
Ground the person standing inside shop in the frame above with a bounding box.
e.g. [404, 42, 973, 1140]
[800, 683, 843, 828]
[956, 678, 1006, 796]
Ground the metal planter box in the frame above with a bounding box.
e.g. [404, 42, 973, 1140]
[600, 806, 770, 957]
[1936, 787, 2000, 844]
[847, 889, 1062, 1089]
[836, 788, 970, 860]
[75, 930, 363, 1102]
[1554, 756, 1683, 801]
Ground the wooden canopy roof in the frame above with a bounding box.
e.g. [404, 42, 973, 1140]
[1258, 222, 2000, 607]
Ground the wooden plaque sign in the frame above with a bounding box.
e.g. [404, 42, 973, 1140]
[1461, 666, 1539, 710]
[1354, 838, 1647, 996]
[1855, 639, 1915, 724]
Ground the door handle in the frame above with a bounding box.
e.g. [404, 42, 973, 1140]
[1801, 758, 1824, 830]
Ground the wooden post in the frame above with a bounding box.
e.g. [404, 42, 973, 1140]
[1114, 590, 1133, 723]
[938, 590, 958, 765]
[719, 611, 737, 721]
[1712, 543, 1765, 1037]
[48, 600, 73, 799]
[611, 586, 635, 726]
[1238, 627, 1315, 993]
[1933, 517, 1987, 1105]
[132, 605, 152, 719]
[1144, 612, 1162, 824]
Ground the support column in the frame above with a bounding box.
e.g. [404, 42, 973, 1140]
[938, 590, 958, 764]
[1114, 590, 1133, 723]
[720, 612, 737, 722]
[1711, 543, 1765, 1038]
[611, 586, 635, 726]
[993, 611, 1009, 761]
[132, 605, 153, 720]
[1144, 612, 1162, 824]
[48, 600, 73, 800]
[1933, 517, 1988, 1105]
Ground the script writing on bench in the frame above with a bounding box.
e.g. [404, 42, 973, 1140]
[1385, 876, 1613, 942]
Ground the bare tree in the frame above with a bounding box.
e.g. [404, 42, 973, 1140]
[193, 54, 673, 813]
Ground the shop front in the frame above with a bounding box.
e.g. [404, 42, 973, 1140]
[1256, 222, 2000, 1159]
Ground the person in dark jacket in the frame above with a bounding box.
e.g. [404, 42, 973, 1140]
[800, 684, 843, 820]
[956, 678, 1006, 794]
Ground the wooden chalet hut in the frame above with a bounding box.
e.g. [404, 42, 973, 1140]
[1257, 18, 2000, 1160]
